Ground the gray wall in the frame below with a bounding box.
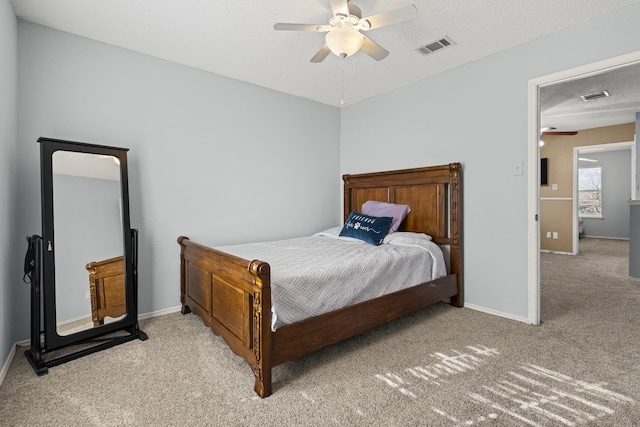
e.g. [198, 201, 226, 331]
[341, 3, 640, 320]
[0, 0, 18, 374]
[15, 21, 341, 342]
[581, 150, 632, 239]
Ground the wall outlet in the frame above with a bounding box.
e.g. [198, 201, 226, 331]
[552, 183, 558, 190]
[552, 232, 558, 239]
[546, 231, 551, 238]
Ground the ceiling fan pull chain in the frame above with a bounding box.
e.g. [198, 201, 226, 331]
[341, 56, 345, 105]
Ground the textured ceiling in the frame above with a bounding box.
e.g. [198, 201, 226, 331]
[540, 62, 640, 132]
[10, 0, 640, 130]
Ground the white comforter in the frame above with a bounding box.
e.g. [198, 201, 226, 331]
[216, 227, 447, 330]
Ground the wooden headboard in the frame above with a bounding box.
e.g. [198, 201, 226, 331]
[342, 163, 463, 305]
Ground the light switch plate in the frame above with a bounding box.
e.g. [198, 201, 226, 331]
[512, 161, 523, 176]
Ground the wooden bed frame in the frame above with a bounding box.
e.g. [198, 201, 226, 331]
[178, 163, 463, 398]
[86, 256, 126, 327]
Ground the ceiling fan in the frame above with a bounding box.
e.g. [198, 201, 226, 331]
[540, 127, 578, 136]
[273, 0, 418, 63]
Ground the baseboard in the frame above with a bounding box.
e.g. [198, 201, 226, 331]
[464, 302, 532, 324]
[138, 305, 182, 321]
[540, 249, 573, 255]
[0, 343, 17, 389]
[582, 235, 629, 241]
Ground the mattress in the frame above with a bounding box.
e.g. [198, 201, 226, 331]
[216, 227, 447, 330]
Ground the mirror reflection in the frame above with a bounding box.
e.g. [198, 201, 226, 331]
[52, 151, 127, 335]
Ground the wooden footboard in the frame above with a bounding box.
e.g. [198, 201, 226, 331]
[86, 256, 126, 327]
[178, 236, 273, 397]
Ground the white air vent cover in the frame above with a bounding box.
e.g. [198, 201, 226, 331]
[580, 90, 610, 101]
[417, 36, 456, 56]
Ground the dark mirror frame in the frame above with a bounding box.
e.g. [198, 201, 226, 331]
[25, 137, 147, 375]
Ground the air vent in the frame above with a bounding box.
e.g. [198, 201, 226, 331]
[580, 90, 610, 101]
[417, 36, 456, 56]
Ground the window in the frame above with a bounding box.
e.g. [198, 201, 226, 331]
[578, 165, 602, 217]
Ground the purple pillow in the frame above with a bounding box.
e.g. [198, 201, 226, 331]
[361, 201, 411, 233]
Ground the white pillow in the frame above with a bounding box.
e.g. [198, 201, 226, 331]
[382, 231, 432, 245]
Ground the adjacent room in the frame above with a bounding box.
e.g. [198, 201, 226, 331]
[2, 1, 640, 424]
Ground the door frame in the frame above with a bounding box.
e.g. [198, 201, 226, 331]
[527, 51, 640, 325]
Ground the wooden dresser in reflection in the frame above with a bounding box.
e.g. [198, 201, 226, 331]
[86, 256, 126, 327]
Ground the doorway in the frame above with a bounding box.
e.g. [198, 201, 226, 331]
[527, 51, 640, 325]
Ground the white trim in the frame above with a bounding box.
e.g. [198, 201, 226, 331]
[138, 305, 182, 321]
[540, 249, 573, 255]
[528, 50, 640, 326]
[582, 235, 629, 240]
[579, 142, 635, 153]
[464, 302, 532, 324]
[0, 343, 17, 388]
[527, 72, 541, 325]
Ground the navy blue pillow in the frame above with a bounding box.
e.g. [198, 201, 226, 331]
[339, 211, 393, 246]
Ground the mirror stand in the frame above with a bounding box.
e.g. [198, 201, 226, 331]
[25, 137, 147, 375]
[25, 231, 147, 375]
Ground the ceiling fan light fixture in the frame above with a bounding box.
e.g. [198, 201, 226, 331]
[325, 26, 364, 57]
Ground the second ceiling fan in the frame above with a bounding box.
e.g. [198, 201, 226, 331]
[541, 127, 578, 136]
[273, 0, 418, 63]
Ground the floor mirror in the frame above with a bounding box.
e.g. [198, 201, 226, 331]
[25, 137, 147, 374]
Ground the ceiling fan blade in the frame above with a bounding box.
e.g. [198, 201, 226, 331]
[330, 0, 350, 17]
[273, 23, 324, 32]
[541, 131, 578, 136]
[362, 5, 418, 30]
[360, 35, 389, 61]
[310, 44, 332, 63]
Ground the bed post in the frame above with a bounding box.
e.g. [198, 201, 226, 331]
[178, 236, 191, 315]
[449, 163, 464, 307]
[249, 260, 273, 398]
